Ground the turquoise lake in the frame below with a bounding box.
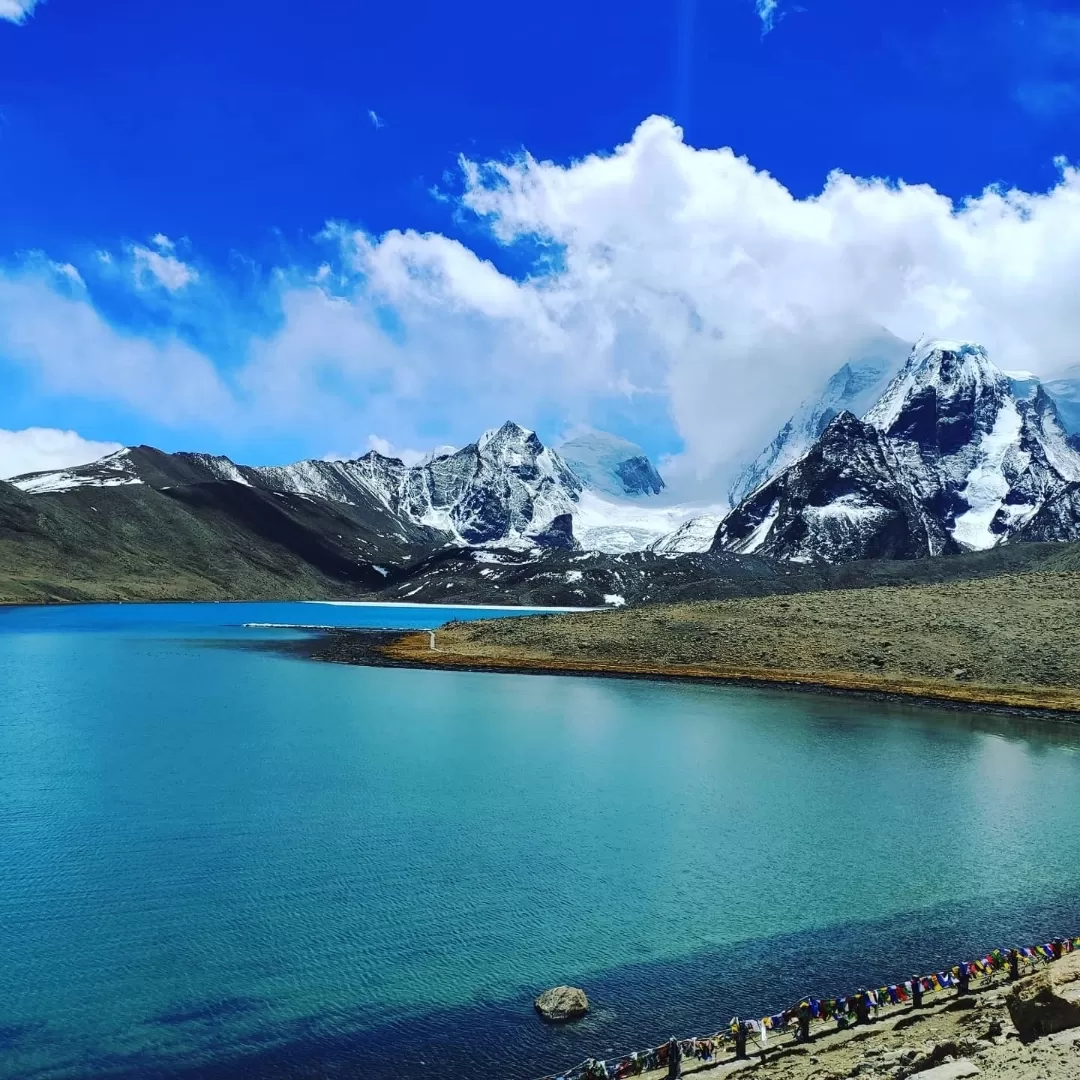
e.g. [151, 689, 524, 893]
[2, 601, 1080, 1080]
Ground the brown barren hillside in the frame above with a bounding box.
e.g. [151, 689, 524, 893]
[379, 572, 1080, 715]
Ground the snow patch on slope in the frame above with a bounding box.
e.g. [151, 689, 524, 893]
[572, 490, 725, 553]
[733, 500, 781, 554]
[650, 514, 725, 554]
[952, 399, 1026, 550]
[11, 448, 142, 493]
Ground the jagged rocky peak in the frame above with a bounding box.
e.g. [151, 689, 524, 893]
[863, 339, 1080, 549]
[864, 340, 1009, 451]
[715, 411, 954, 562]
[717, 337, 1080, 563]
[286, 422, 580, 548]
[425, 422, 582, 545]
[475, 421, 555, 478]
[558, 430, 665, 498]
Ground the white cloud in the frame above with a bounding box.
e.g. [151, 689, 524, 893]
[364, 435, 424, 465]
[0, 427, 121, 480]
[0, 273, 234, 426]
[50, 262, 84, 287]
[755, 0, 779, 34]
[131, 243, 198, 291]
[8, 117, 1080, 497]
[451, 116, 1080, 484]
[0, 0, 41, 24]
[151, 233, 175, 251]
[368, 110, 385, 130]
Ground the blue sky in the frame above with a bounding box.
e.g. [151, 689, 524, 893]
[1, 0, 1080, 486]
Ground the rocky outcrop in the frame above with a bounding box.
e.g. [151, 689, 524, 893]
[1007, 951, 1080, 1042]
[713, 411, 955, 563]
[534, 985, 589, 1023]
[529, 512, 577, 550]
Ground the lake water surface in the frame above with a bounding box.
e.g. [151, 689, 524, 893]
[2, 602, 1080, 1080]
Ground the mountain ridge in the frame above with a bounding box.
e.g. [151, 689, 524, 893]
[9, 339, 1080, 601]
[715, 339, 1080, 562]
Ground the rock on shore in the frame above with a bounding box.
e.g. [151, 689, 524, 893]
[1008, 950, 1080, 1041]
[534, 986, 589, 1022]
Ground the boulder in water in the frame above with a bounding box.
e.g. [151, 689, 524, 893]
[534, 985, 589, 1023]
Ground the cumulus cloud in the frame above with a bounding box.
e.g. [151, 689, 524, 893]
[50, 262, 84, 287]
[7, 117, 1080, 495]
[131, 242, 198, 291]
[453, 116, 1080, 483]
[0, 427, 121, 480]
[0, 0, 41, 24]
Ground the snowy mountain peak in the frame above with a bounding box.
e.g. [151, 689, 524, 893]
[729, 333, 908, 505]
[10, 445, 258, 494]
[720, 338, 1080, 562]
[558, 430, 665, 498]
[864, 340, 1004, 440]
[477, 420, 535, 453]
[11, 447, 141, 494]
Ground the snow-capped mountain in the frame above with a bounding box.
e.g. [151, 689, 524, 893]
[728, 335, 908, 504]
[863, 341, 1080, 548]
[251, 422, 583, 547]
[13, 445, 257, 493]
[715, 340, 1080, 562]
[558, 431, 665, 498]
[10, 422, 589, 551]
[715, 411, 954, 562]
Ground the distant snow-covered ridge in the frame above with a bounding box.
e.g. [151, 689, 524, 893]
[558, 430, 665, 498]
[15, 340, 1080, 567]
[9, 422, 692, 554]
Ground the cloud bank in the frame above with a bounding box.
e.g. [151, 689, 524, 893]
[0, 427, 122, 480]
[4, 118, 1080, 493]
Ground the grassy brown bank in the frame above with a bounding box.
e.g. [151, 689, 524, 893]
[376, 571, 1080, 716]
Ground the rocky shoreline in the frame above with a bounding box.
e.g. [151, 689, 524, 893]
[536, 953, 1080, 1080]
